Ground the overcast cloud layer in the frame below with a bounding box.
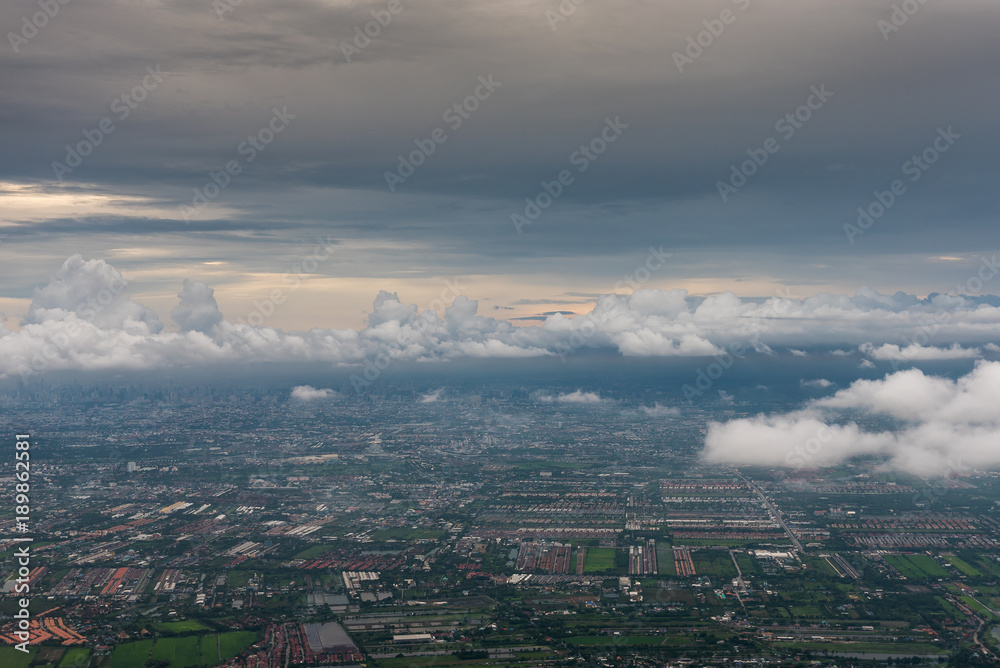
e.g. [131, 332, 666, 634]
[1, 0, 999, 321]
[3, 255, 999, 381]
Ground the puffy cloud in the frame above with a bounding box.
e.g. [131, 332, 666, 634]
[368, 290, 419, 328]
[613, 330, 722, 357]
[172, 280, 224, 333]
[815, 363, 1000, 425]
[290, 385, 335, 401]
[25, 254, 161, 332]
[559, 391, 603, 404]
[537, 390, 603, 404]
[703, 413, 894, 468]
[6, 256, 1000, 380]
[703, 362, 1000, 475]
[801, 379, 834, 389]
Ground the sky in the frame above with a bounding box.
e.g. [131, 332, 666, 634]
[3, 0, 1000, 479]
[1, 0, 999, 332]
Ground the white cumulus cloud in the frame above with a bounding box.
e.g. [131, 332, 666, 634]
[703, 361, 1000, 476]
[290, 385, 335, 401]
[801, 379, 834, 389]
[5, 256, 1000, 379]
[172, 280, 224, 333]
[537, 390, 604, 404]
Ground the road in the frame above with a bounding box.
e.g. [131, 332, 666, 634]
[973, 616, 999, 663]
[831, 552, 861, 579]
[735, 469, 803, 553]
[728, 549, 748, 613]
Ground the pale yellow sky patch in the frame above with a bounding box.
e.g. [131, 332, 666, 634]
[0, 262, 843, 333]
[0, 181, 189, 224]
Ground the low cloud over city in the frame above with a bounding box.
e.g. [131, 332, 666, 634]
[3, 255, 1000, 380]
[704, 361, 1000, 475]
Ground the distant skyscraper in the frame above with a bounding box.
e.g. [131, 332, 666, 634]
[127, 461, 137, 473]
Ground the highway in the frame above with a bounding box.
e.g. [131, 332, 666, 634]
[735, 470, 803, 553]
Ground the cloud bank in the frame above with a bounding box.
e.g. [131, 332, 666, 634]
[3, 255, 1000, 380]
[860, 342, 982, 361]
[703, 361, 1000, 476]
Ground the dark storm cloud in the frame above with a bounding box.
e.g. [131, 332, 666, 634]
[1, 0, 999, 289]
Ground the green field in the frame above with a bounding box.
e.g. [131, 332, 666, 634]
[735, 552, 761, 575]
[885, 554, 949, 579]
[154, 620, 211, 634]
[806, 556, 839, 577]
[293, 544, 334, 559]
[935, 596, 966, 619]
[226, 570, 252, 588]
[59, 648, 91, 668]
[975, 558, 1000, 579]
[108, 633, 258, 668]
[219, 631, 259, 660]
[690, 551, 738, 578]
[110, 639, 155, 668]
[656, 544, 676, 576]
[200, 635, 220, 666]
[150, 636, 201, 668]
[948, 555, 983, 577]
[961, 595, 998, 620]
[906, 554, 950, 577]
[583, 547, 617, 573]
[884, 555, 916, 577]
[790, 605, 825, 618]
[0, 646, 38, 668]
